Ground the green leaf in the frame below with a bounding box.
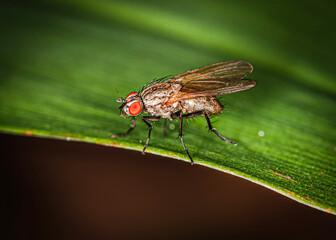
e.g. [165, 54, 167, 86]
[1, 0, 335, 214]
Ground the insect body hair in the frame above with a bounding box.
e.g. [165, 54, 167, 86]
[138, 75, 173, 94]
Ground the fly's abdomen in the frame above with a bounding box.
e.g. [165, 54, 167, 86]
[180, 96, 223, 115]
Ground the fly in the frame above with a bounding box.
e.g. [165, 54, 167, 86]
[112, 60, 257, 165]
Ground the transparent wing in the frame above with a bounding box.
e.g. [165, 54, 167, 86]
[167, 79, 257, 102]
[165, 61, 257, 103]
[167, 60, 253, 84]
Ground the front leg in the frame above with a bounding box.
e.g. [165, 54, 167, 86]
[112, 116, 136, 138]
[142, 116, 161, 154]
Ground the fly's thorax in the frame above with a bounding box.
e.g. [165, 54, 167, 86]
[141, 83, 179, 107]
[141, 83, 181, 104]
[122, 92, 144, 116]
[141, 83, 181, 119]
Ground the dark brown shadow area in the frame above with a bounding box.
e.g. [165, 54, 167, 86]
[1, 133, 335, 240]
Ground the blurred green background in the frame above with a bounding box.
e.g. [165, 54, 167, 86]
[0, 0, 335, 214]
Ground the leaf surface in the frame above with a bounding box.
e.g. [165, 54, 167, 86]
[1, 0, 335, 214]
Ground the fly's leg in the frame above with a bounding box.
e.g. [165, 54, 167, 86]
[112, 116, 136, 138]
[171, 111, 203, 120]
[204, 112, 237, 145]
[181, 111, 203, 119]
[142, 116, 161, 154]
[142, 118, 152, 154]
[163, 119, 167, 137]
[180, 111, 236, 145]
[170, 110, 236, 165]
[173, 110, 237, 144]
[178, 111, 194, 165]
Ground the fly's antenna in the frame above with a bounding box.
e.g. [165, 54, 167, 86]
[117, 98, 127, 110]
[116, 98, 126, 103]
[115, 87, 126, 109]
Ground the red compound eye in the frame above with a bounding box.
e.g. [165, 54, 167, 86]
[128, 101, 142, 116]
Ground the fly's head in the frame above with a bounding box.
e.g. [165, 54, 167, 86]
[117, 92, 144, 117]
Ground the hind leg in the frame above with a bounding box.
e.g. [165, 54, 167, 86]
[172, 110, 237, 145]
[203, 112, 237, 145]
